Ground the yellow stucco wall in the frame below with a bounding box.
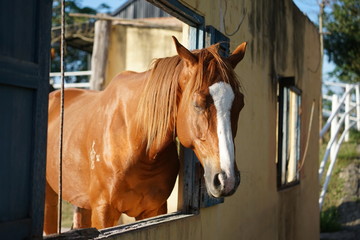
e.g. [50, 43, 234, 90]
[102, 0, 321, 239]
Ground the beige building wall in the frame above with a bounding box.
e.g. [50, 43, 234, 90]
[102, 0, 321, 239]
[104, 21, 183, 87]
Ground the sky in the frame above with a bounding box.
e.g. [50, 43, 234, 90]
[80, 0, 126, 13]
[293, 0, 320, 23]
[293, 0, 336, 82]
[81, 0, 335, 81]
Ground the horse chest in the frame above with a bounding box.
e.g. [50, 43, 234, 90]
[111, 154, 179, 216]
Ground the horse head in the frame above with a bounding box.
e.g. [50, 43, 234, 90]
[173, 37, 247, 198]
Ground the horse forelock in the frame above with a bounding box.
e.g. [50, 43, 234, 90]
[180, 47, 242, 117]
[136, 46, 242, 152]
[202, 46, 242, 90]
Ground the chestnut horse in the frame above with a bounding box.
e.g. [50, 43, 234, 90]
[44, 36, 247, 234]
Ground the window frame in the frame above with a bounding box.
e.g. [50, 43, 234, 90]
[46, 1, 204, 238]
[44, 2, 233, 238]
[277, 77, 302, 190]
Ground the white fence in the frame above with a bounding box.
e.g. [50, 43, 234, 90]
[319, 81, 360, 210]
[49, 70, 92, 89]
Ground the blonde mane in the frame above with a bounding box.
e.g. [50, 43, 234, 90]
[136, 45, 241, 151]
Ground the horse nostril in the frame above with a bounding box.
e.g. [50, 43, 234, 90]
[213, 173, 221, 188]
[213, 172, 226, 190]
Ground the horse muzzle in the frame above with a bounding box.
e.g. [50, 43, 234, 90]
[205, 170, 241, 198]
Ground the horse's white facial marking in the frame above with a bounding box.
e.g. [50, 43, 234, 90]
[90, 141, 101, 170]
[209, 82, 235, 186]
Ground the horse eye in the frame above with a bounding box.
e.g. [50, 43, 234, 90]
[193, 101, 205, 112]
[193, 93, 207, 112]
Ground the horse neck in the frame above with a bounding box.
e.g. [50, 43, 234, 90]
[146, 132, 174, 161]
[139, 62, 183, 160]
[105, 69, 179, 160]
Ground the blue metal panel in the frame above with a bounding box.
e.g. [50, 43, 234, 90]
[147, 0, 204, 26]
[0, 219, 32, 240]
[205, 26, 230, 56]
[0, 0, 38, 63]
[0, 0, 52, 239]
[0, 86, 34, 222]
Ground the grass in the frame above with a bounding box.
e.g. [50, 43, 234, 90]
[319, 129, 359, 232]
[61, 200, 74, 229]
[320, 206, 342, 232]
[349, 129, 360, 143]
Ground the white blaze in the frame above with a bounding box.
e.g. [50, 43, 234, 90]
[209, 82, 235, 178]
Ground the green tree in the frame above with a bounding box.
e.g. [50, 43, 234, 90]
[323, 0, 360, 83]
[51, 0, 110, 83]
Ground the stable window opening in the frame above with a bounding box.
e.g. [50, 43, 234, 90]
[46, 0, 230, 237]
[277, 77, 302, 189]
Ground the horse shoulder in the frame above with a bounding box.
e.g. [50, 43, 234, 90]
[102, 70, 149, 131]
[48, 89, 97, 116]
[113, 142, 179, 217]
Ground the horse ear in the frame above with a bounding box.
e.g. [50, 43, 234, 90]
[172, 36, 197, 67]
[211, 43, 221, 51]
[227, 42, 247, 68]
